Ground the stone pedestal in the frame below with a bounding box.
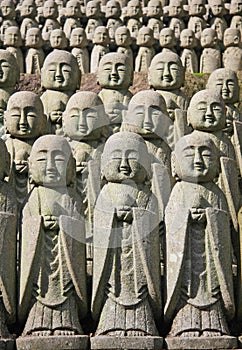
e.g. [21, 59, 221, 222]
[16, 335, 89, 350]
[91, 336, 163, 350]
[166, 335, 238, 349]
[0, 339, 15, 350]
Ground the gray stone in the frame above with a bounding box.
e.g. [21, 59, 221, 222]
[91, 336, 163, 349]
[166, 336, 238, 349]
[16, 336, 89, 350]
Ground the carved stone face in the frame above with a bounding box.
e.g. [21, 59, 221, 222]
[230, 15, 242, 33]
[21, 0, 37, 18]
[41, 51, 80, 91]
[188, 90, 226, 131]
[223, 28, 241, 47]
[63, 92, 107, 140]
[5, 91, 46, 139]
[25, 28, 43, 48]
[125, 90, 169, 138]
[159, 28, 176, 47]
[102, 132, 149, 183]
[147, 0, 162, 18]
[97, 53, 132, 89]
[136, 27, 154, 46]
[0, 51, 19, 87]
[149, 53, 184, 90]
[105, 0, 121, 18]
[174, 132, 218, 182]
[230, 0, 242, 14]
[189, 0, 206, 16]
[86, 1, 100, 18]
[50, 29, 67, 49]
[29, 135, 73, 187]
[200, 28, 217, 47]
[1, 0, 15, 19]
[127, 19, 141, 38]
[168, 0, 184, 17]
[169, 18, 185, 38]
[127, 0, 142, 18]
[148, 19, 163, 39]
[66, 0, 81, 17]
[4, 26, 22, 47]
[180, 29, 196, 48]
[93, 26, 109, 44]
[210, 0, 225, 16]
[70, 28, 87, 47]
[206, 69, 239, 104]
[115, 27, 131, 46]
[43, 0, 58, 18]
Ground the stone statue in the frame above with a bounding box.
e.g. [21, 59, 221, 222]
[5, 91, 47, 206]
[159, 28, 177, 53]
[200, 28, 221, 73]
[115, 26, 133, 66]
[135, 27, 155, 72]
[169, 17, 186, 39]
[0, 0, 17, 42]
[25, 28, 45, 74]
[91, 131, 162, 347]
[49, 29, 68, 50]
[126, 0, 142, 20]
[188, 0, 207, 18]
[206, 68, 241, 137]
[230, 15, 242, 36]
[211, 16, 228, 42]
[146, 0, 163, 20]
[19, 0, 38, 40]
[105, 0, 123, 43]
[180, 29, 199, 73]
[63, 0, 82, 39]
[85, 0, 103, 42]
[148, 18, 164, 41]
[165, 131, 236, 349]
[148, 52, 190, 149]
[70, 28, 90, 74]
[223, 28, 242, 71]
[90, 26, 110, 73]
[0, 50, 20, 110]
[188, 16, 207, 40]
[0, 139, 17, 350]
[97, 52, 133, 133]
[18, 135, 87, 343]
[4, 26, 24, 74]
[41, 50, 81, 131]
[187, 89, 240, 231]
[208, 0, 228, 42]
[121, 90, 173, 213]
[42, 0, 60, 43]
[167, 0, 186, 20]
[229, 0, 242, 15]
[126, 18, 142, 39]
[63, 91, 109, 275]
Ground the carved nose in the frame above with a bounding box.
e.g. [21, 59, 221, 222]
[163, 64, 171, 77]
[119, 157, 130, 171]
[194, 149, 203, 165]
[19, 111, 27, 125]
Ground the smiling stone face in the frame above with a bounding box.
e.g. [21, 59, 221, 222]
[187, 89, 226, 132]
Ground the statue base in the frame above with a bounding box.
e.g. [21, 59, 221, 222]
[91, 336, 163, 349]
[166, 335, 237, 349]
[16, 335, 89, 350]
[0, 339, 15, 350]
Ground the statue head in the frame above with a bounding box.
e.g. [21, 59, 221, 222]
[20, 0, 37, 18]
[126, 0, 142, 19]
[159, 28, 176, 48]
[189, 0, 206, 16]
[223, 28, 241, 47]
[136, 27, 154, 46]
[230, 0, 242, 15]
[65, 0, 82, 18]
[206, 68, 239, 104]
[105, 0, 121, 18]
[146, 0, 163, 18]
[41, 50, 81, 91]
[187, 89, 226, 132]
[5, 91, 47, 139]
[43, 0, 58, 18]
[29, 135, 75, 187]
[168, 0, 184, 18]
[97, 52, 133, 90]
[63, 91, 109, 141]
[173, 131, 219, 182]
[148, 52, 185, 90]
[188, 16, 206, 39]
[200, 28, 217, 48]
[4, 26, 22, 47]
[0, 49, 19, 88]
[123, 90, 169, 139]
[50, 29, 68, 49]
[127, 18, 142, 38]
[208, 0, 225, 16]
[180, 28, 196, 48]
[230, 15, 242, 35]
[1, 0, 16, 19]
[148, 19, 163, 39]
[25, 27, 43, 48]
[70, 27, 88, 47]
[93, 26, 110, 45]
[86, 0, 101, 18]
[115, 26, 132, 47]
[101, 131, 151, 183]
[169, 17, 185, 38]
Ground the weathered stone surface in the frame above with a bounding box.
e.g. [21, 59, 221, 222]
[91, 336, 163, 349]
[166, 336, 238, 349]
[16, 335, 89, 350]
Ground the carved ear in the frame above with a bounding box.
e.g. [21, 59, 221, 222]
[187, 107, 192, 126]
[171, 151, 177, 178]
[234, 35, 240, 44]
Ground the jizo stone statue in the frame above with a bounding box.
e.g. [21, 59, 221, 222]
[115, 26, 134, 65]
[4, 26, 24, 74]
[90, 26, 110, 73]
[5, 91, 47, 205]
[200, 28, 221, 73]
[165, 131, 236, 349]
[180, 29, 199, 73]
[70, 28, 90, 74]
[0, 0, 17, 42]
[97, 52, 133, 133]
[63, 0, 83, 39]
[159, 28, 177, 53]
[25, 27, 45, 74]
[18, 135, 87, 345]
[19, 0, 38, 40]
[49, 29, 68, 50]
[135, 27, 155, 72]
[223, 28, 242, 71]
[91, 131, 162, 348]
